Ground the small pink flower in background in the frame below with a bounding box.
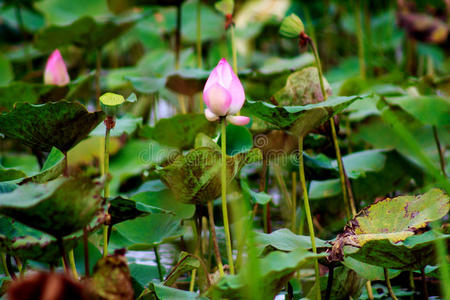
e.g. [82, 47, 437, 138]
[203, 58, 250, 126]
[44, 49, 70, 86]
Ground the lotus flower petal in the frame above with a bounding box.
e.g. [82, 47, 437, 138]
[44, 49, 70, 86]
[203, 83, 232, 116]
[227, 115, 250, 126]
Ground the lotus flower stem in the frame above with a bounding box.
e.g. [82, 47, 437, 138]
[68, 250, 78, 278]
[221, 119, 235, 274]
[433, 126, 447, 177]
[384, 267, 398, 300]
[308, 37, 356, 218]
[102, 123, 111, 258]
[298, 136, 320, 300]
[1, 253, 10, 278]
[207, 201, 224, 276]
[291, 172, 297, 232]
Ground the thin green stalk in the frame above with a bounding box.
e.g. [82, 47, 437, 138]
[15, 5, 32, 72]
[58, 238, 70, 274]
[68, 249, 78, 278]
[355, 0, 366, 79]
[95, 48, 101, 108]
[207, 201, 224, 276]
[154, 246, 164, 281]
[221, 119, 234, 274]
[298, 136, 321, 300]
[19, 260, 26, 278]
[230, 25, 238, 74]
[384, 267, 398, 300]
[308, 38, 356, 218]
[1, 253, 10, 278]
[432, 226, 450, 299]
[291, 172, 297, 232]
[102, 126, 111, 258]
[196, 0, 202, 69]
[433, 126, 447, 177]
[365, 281, 374, 300]
[175, 3, 182, 70]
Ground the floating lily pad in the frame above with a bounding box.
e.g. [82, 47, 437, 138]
[34, 15, 138, 51]
[158, 147, 262, 204]
[0, 176, 104, 237]
[243, 95, 362, 137]
[207, 249, 326, 299]
[0, 101, 104, 152]
[0, 210, 106, 263]
[330, 189, 449, 270]
[140, 113, 217, 150]
[257, 54, 314, 76]
[342, 257, 401, 281]
[240, 180, 271, 205]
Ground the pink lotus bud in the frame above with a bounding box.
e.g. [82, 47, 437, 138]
[44, 49, 70, 86]
[203, 58, 250, 126]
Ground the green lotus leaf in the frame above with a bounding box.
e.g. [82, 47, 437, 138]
[109, 188, 195, 250]
[342, 257, 401, 281]
[0, 101, 104, 152]
[385, 95, 450, 126]
[308, 149, 425, 201]
[207, 249, 326, 299]
[0, 210, 106, 263]
[111, 215, 185, 251]
[108, 195, 172, 226]
[91, 114, 142, 137]
[158, 147, 262, 204]
[0, 176, 104, 237]
[138, 282, 208, 300]
[0, 82, 66, 110]
[254, 228, 328, 256]
[243, 95, 363, 137]
[140, 113, 217, 150]
[34, 15, 138, 51]
[0, 147, 65, 184]
[330, 189, 449, 270]
[164, 251, 200, 287]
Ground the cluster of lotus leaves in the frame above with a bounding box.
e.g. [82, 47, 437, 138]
[330, 188, 449, 270]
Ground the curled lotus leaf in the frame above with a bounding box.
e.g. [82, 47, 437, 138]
[0, 210, 106, 263]
[158, 147, 262, 204]
[0, 101, 104, 152]
[274, 67, 332, 106]
[330, 189, 449, 270]
[0, 176, 104, 237]
[243, 95, 363, 138]
[207, 249, 326, 299]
